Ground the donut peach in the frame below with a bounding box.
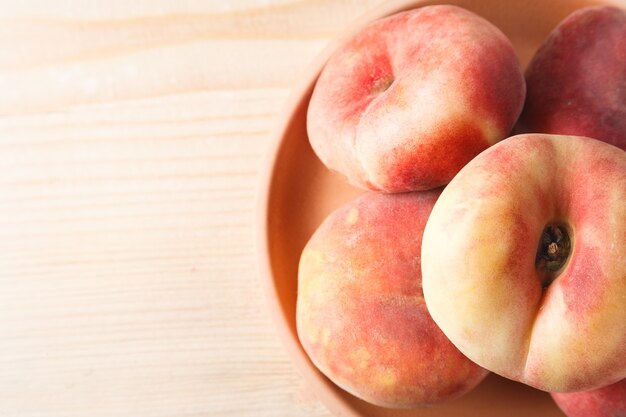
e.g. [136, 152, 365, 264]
[421, 134, 626, 393]
[307, 5, 525, 192]
[297, 191, 488, 408]
[517, 6, 626, 150]
[552, 378, 626, 417]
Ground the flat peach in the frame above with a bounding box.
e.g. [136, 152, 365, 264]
[552, 378, 626, 417]
[422, 134, 626, 393]
[307, 5, 525, 192]
[297, 191, 488, 408]
[517, 6, 626, 150]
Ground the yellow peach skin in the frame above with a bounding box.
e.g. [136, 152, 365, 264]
[421, 134, 626, 393]
[297, 191, 488, 408]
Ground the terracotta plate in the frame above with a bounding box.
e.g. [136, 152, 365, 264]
[258, 0, 624, 416]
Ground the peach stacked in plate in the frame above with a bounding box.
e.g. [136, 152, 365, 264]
[296, 4, 626, 416]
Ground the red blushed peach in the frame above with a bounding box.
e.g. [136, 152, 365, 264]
[296, 191, 488, 408]
[421, 134, 626, 393]
[551, 378, 626, 417]
[517, 6, 626, 150]
[307, 5, 525, 193]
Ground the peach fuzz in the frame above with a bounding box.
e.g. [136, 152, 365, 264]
[296, 191, 488, 408]
[517, 6, 626, 150]
[551, 378, 626, 417]
[421, 134, 626, 393]
[307, 5, 525, 193]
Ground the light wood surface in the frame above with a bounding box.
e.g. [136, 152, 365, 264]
[0, 2, 383, 416]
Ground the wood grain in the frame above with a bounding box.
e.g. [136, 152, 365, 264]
[0, 1, 382, 416]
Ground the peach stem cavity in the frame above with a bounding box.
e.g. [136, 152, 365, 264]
[535, 222, 571, 287]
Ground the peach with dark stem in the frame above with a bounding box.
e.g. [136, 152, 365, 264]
[422, 134, 626, 393]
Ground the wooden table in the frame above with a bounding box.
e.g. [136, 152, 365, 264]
[0, 2, 382, 416]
